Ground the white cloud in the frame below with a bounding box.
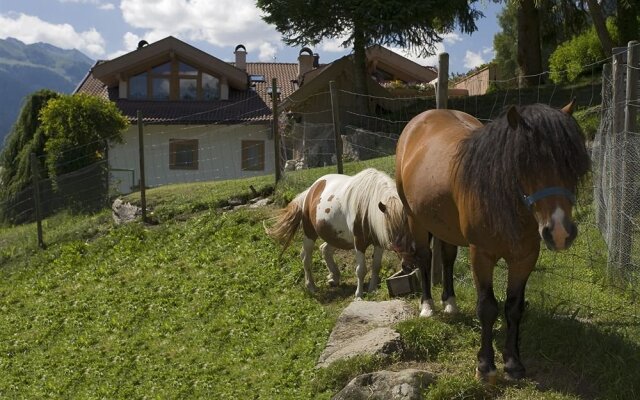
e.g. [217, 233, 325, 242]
[320, 36, 350, 53]
[98, 3, 116, 10]
[258, 42, 278, 62]
[119, 0, 282, 57]
[464, 50, 485, 69]
[443, 33, 462, 45]
[0, 13, 106, 57]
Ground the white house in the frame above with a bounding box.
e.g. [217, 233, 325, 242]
[75, 36, 297, 194]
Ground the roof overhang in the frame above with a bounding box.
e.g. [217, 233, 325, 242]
[92, 36, 248, 89]
[366, 45, 437, 83]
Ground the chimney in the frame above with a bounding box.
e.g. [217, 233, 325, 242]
[298, 47, 314, 76]
[313, 53, 319, 68]
[234, 44, 247, 71]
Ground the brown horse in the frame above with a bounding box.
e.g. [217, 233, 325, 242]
[266, 168, 411, 299]
[396, 102, 590, 383]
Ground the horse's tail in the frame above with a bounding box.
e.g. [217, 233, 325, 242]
[264, 190, 307, 252]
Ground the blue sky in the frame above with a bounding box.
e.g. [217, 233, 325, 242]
[0, 0, 504, 75]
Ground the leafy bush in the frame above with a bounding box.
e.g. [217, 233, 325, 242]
[549, 19, 619, 83]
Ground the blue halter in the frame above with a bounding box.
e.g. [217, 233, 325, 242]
[522, 187, 576, 210]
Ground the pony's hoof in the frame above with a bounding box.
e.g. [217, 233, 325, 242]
[419, 299, 435, 318]
[354, 296, 364, 301]
[504, 358, 526, 380]
[475, 368, 497, 385]
[327, 278, 339, 287]
[442, 297, 459, 314]
[306, 284, 317, 293]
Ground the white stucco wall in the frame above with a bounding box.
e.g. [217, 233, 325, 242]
[108, 123, 274, 194]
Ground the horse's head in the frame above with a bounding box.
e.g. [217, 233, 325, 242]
[521, 182, 578, 251]
[378, 199, 415, 263]
[511, 100, 586, 251]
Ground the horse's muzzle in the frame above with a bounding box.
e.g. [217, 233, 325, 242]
[541, 221, 577, 251]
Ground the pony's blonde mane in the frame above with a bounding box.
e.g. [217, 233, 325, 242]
[342, 168, 404, 247]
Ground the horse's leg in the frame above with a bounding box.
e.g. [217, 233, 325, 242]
[368, 246, 383, 292]
[416, 232, 434, 317]
[301, 237, 317, 293]
[441, 241, 459, 314]
[320, 242, 340, 286]
[502, 246, 539, 380]
[470, 245, 499, 384]
[354, 248, 368, 299]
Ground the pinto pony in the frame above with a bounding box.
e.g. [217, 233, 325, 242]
[266, 168, 410, 299]
[395, 102, 590, 382]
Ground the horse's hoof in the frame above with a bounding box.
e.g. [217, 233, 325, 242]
[504, 358, 526, 380]
[419, 299, 435, 318]
[442, 297, 459, 314]
[475, 368, 497, 385]
[327, 279, 339, 287]
[354, 296, 363, 301]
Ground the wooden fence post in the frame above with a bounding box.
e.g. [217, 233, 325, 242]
[618, 40, 639, 270]
[436, 53, 449, 110]
[272, 78, 282, 183]
[431, 53, 450, 286]
[329, 81, 344, 174]
[30, 153, 45, 249]
[137, 110, 148, 223]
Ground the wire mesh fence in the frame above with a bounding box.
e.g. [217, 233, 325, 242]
[2, 44, 639, 322]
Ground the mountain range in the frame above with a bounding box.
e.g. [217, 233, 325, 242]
[0, 37, 93, 149]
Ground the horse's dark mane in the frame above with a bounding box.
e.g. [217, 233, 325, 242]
[454, 103, 591, 241]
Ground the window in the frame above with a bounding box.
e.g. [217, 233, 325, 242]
[152, 78, 170, 100]
[127, 60, 221, 101]
[129, 72, 147, 99]
[179, 78, 197, 100]
[242, 140, 265, 171]
[169, 139, 199, 170]
[202, 73, 220, 100]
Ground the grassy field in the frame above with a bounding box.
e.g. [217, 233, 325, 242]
[1, 156, 639, 399]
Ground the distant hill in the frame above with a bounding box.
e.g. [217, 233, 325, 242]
[0, 38, 93, 149]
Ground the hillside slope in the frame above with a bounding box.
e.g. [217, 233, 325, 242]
[0, 38, 93, 148]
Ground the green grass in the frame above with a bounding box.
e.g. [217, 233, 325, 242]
[1, 158, 639, 399]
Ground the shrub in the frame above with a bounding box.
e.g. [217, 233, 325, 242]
[549, 19, 619, 83]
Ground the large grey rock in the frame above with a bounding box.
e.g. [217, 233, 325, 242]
[111, 198, 141, 224]
[332, 369, 434, 400]
[317, 300, 415, 368]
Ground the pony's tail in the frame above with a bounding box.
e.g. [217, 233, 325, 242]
[264, 191, 306, 253]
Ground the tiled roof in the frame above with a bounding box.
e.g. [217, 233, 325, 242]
[75, 62, 298, 124]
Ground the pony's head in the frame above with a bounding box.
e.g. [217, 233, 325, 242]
[455, 100, 590, 250]
[508, 100, 589, 250]
[378, 198, 414, 261]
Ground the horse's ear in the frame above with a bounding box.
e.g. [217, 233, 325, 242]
[561, 98, 576, 115]
[378, 201, 387, 213]
[506, 106, 520, 130]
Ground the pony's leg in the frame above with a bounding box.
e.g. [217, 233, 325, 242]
[502, 247, 539, 380]
[415, 233, 434, 317]
[354, 249, 367, 299]
[301, 237, 317, 293]
[470, 245, 499, 384]
[441, 241, 459, 314]
[368, 246, 384, 292]
[320, 242, 340, 286]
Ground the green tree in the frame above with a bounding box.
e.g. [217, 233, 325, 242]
[39, 93, 128, 185]
[0, 89, 60, 198]
[494, 0, 589, 86]
[257, 0, 482, 99]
